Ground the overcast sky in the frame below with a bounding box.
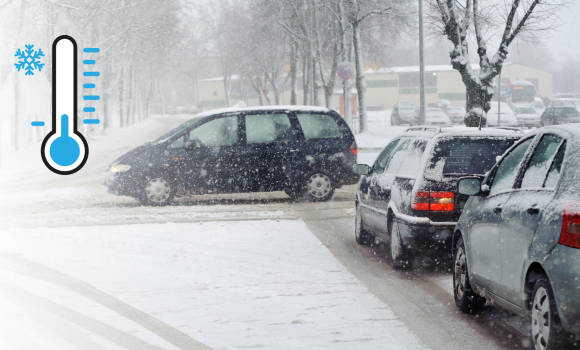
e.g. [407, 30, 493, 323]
[545, 1, 580, 61]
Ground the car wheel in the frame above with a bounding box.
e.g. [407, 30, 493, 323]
[303, 172, 335, 202]
[139, 172, 177, 206]
[454, 236, 486, 313]
[355, 203, 373, 246]
[390, 218, 413, 269]
[530, 277, 568, 350]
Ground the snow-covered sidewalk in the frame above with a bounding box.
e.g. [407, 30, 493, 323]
[0, 220, 427, 350]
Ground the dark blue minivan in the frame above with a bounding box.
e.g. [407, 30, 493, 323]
[104, 106, 359, 205]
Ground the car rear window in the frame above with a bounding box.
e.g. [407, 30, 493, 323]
[296, 113, 343, 139]
[424, 136, 520, 180]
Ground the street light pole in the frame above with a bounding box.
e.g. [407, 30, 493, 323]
[419, 0, 426, 125]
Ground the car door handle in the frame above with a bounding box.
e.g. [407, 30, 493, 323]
[527, 207, 540, 215]
[493, 207, 502, 214]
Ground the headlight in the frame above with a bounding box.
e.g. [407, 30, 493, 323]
[110, 164, 131, 172]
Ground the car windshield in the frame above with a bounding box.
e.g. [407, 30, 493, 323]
[556, 108, 580, 116]
[150, 116, 205, 144]
[426, 136, 520, 178]
[399, 107, 414, 113]
[515, 107, 536, 114]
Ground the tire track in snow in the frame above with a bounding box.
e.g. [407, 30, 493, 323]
[0, 254, 213, 350]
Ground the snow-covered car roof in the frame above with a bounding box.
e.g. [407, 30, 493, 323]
[401, 126, 525, 139]
[189, 105, 331, 120]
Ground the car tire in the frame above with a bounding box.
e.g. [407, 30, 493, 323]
[139, 172, 177, 206]
[355, 203, 373, 246]
[530, 277, 569, 350]
[302, 172, 335, 202]
[453, 236, 486, 313]
[390, 218, 413, 269]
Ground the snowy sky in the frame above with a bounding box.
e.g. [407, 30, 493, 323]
[545, 1, 580, 61]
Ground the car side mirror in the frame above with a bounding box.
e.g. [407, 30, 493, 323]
[184, 140, 197, 151]
[353, 164, 371, 175]
[457, 177, 483, 196]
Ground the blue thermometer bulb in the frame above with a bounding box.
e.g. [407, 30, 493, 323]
[41, 35, 88, 175]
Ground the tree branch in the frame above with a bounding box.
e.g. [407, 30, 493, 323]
[355, 7, 392, 25]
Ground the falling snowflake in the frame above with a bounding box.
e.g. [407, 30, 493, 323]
[14, 45, 45, 75]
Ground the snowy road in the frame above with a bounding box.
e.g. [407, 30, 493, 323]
[0, 116, 531, 349]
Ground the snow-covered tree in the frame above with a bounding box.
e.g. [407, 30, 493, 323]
[430, 0, 565, 127]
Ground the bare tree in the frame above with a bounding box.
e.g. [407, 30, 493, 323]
[430, 0, 565, 127]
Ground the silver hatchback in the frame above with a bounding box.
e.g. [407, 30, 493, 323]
[454, 125, 580, 349]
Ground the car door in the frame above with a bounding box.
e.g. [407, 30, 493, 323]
[360, 139, 401, 231]
[469, 137, 535, 292]
[179, 114, 241, 193]
[238, 112, 299, 192]
[378, 139, 427, 232]
[498, 134, 566, 305]
[368, 139, 412, 233]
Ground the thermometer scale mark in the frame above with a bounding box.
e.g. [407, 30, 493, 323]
[40, 35, 89, 175]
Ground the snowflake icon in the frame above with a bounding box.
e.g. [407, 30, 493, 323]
[14, 45, 45, 75]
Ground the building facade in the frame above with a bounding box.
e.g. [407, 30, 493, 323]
[196, 63, 552, 113]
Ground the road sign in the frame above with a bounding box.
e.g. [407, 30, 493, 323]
[337, 62, 355, 80]
[506, 80, 512, 95]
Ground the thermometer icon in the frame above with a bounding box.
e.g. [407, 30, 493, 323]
[40, 35, 89, 175]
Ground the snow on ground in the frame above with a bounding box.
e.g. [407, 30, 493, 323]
[0, 221, 426, 350]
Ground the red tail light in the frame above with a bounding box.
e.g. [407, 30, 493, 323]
[560, 203, 580, 249]
[349, 142, 358, 156]
[411, 191, 455, 211]
[411, 191, 430, 210]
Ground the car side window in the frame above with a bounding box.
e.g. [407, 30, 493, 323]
[245, 113, 294, 144]
[372, 139, 400, 173]
[296, 113, 344, 139]
[520, 135, 563, 189]
[384, 139, 411, 175]
[168, 136, 185, 148]
[188, 116, 238, 147]
[544, 142, 566, 188]
[397, 140, 427, 177]
[488, 138, 534, 196]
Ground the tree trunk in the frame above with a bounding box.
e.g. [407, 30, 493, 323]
[290, 40, 298, 105]
[352, 22, 367, 133]
[157, 78, 165, 117]
[119, 65, 125, 127]
[302, 54, 310, 105]
[338, 1, 353, 127]
[223, 71, 231, 108]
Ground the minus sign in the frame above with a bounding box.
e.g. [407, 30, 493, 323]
[84, 107, 96, 112]
[83, 48, 100, 53]
[83, 84, 96, 88]
[83, 119, 100, 124]
[31, 121, 45, 126]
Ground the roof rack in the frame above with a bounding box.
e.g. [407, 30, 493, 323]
[404, 126, 442, 133]
[488, 126, 525, 134]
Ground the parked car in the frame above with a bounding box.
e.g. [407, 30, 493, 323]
[411, 108, 453, 126]
[391, 105, 416, 126]
[487, 101, 519, 127]
[455, 125, 580, 349]
[104, 106, 360, 205]
[444, 106, 466, 124]
[550, 98, 580, 112]
[541, 106, 580, 126]
[437, 99, 452, 111]
[514, 106, 540, 127]
[352, 127, 522, 268]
